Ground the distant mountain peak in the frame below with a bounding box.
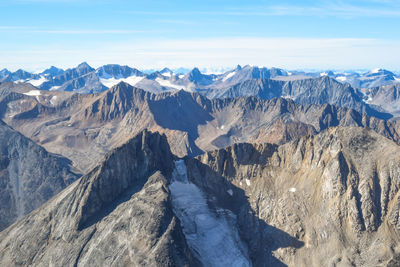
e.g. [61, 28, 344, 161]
[76, 62, 93, 71]
[160, 67, 173, 73]
[41, 66, 64, 76]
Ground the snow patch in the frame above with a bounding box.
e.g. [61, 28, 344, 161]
[169, 160, 251, 267]
[161, 72, 172, 77]
[245, 179, 251, 186]
[336, 76, 347, 82]
[363, 94, 373, 104]
[26, 76, 48, 87]
[23, 90, 41, 96]
[220, 125, 225, 130]
[371, 68, 382, 74]
[100, 76, 144, 88]
[227, 189, 233, 196]
[155, 78, 186, 90]
[320, 72, 328, 76]
[282, 95, 294, 100]
[49, 86, 61, 91]
[222, 71, 236, 81]
[49, 95, 58, 105]
[289, 187, 296, 193]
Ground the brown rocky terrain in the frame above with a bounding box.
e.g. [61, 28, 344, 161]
[1, 127, 400, 266]
[186, 127, 400, 266]
[1, 81, 400, 174]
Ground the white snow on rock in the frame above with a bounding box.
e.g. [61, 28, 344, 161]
[49, 86, 61, 91]
[371, 68, 382, 74]
[289, 187, 296, 193]
[161, 72, 172, 77]
[49, 95, 58, 105]
[245, 179, 251, 186]
[227, 189, 233, 196]
[27, 76, 48, 87]
[336, 76, 347, 82]
[100, 76, 144, 88]
[169, 160, 251, 267]
[222, 71, 236, 81]
[23, 90, 41, 96]
[155, 78, 186, 90]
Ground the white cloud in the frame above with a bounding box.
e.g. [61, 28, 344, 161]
[126, 2, 400, 18]
[1, 37, 399, 71]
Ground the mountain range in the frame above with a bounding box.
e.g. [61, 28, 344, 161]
[1, 63, 400, 266]
[1, 82, 400, 174]
[1, 63, 399, 94]
[2, 63, 399, 120]
[1, 127, 400, 266]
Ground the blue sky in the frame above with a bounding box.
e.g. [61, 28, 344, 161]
[1, 0, 400, 71]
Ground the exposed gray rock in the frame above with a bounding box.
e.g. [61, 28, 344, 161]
[0, 130, 198, 266]
[186, 127, 400, 266]
[203, 76, 392, 119]
[2, 82, 400, 173]
[0, 119, 80, 230]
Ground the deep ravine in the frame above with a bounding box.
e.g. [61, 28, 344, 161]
[169, 159, 252, 267]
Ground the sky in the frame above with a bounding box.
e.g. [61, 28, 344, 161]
[0, 0, 399, 72]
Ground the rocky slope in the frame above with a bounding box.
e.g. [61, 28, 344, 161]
[203, 76, 392, 119]
[2, 127, 399, 266]
[185, 127, 400, 266]
[362, 84, 400, 117]
[0, 119, 79, 230]
[1, 82, 400, 173]
[0, 130, 199, 266]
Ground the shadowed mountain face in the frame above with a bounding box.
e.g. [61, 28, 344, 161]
[0, 119, 80, 231]
[0, 130, 200, 266]
[1, 82, 400, 173]
[1, 128, 400, 266]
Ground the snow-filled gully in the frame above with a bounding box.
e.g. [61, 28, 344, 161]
[169, 160, 251, 267]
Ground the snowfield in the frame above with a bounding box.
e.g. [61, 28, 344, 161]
[99, 76, 144, 88]
[23, 90, 41, 96]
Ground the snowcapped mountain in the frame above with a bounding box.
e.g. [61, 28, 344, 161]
[2, 63, 399, 96]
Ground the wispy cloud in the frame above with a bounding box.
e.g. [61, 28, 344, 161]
[125, 1, 400, 18]
[1, 37, 399, 71]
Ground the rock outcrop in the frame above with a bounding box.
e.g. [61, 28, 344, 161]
[1, 82, 400, 173]
[186, 127, 400, 266]
[0, 130, 198, 266]
[0, 120, 79, 230]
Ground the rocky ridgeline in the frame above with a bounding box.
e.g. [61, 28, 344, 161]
[0, 130, 200, 266]
[0, 128, 399, 266]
